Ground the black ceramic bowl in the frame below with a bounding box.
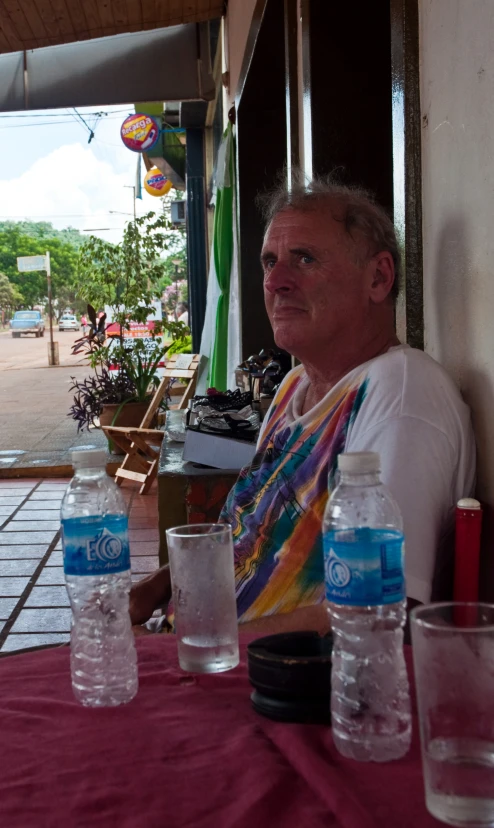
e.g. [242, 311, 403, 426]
[247, 631, 333, 724]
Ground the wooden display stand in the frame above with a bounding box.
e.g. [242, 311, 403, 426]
[101, 354, 200, 495]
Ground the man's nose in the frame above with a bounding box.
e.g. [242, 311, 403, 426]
[263, 262, 294, 294]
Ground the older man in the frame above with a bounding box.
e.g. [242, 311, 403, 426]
[130, 176, 475, 634]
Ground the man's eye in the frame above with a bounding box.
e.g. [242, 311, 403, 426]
[300, 254, 314, 264]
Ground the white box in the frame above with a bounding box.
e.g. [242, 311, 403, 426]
[183, 427, 257, 470]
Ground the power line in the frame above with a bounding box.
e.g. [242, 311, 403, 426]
[0, 114, 136, 130]
[0, 121, 116, 130]
[0, 213, 145, 218]
[0, 109, 131, 119]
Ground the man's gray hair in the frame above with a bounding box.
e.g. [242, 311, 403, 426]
[258, 171, 401, 299]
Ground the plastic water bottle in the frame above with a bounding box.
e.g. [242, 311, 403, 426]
[61, 449, 138, 707]
[323, 451, 411, 762]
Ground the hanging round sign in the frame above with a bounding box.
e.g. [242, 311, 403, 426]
[120, 113, 160, 153]
[144, 167, 173, 197]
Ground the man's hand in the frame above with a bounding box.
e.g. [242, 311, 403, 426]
[129, 565, 172, 626]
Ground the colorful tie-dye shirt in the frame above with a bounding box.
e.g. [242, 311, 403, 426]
[221, 345, 476, 620]
[221, 363, 369, 622]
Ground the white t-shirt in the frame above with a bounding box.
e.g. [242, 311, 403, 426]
[269, 344, 476, 604]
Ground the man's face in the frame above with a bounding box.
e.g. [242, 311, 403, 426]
[261, 207, 371, 361]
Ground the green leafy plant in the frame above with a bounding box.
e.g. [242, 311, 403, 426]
[69, 367, 136, 433]
[102, 339, 165, 402]
[68, 338, 167, 432]
[69, 208, 190, 438]
[166, 336, 192, 356]
[77, 212, 173, 341]
[120, 342, 164, 401]
[0, 273, 23, 322]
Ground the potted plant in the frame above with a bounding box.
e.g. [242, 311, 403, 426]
[68, 212, 188, 449]
[69, 336, 167, 451]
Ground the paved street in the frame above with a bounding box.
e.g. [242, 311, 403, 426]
[0, 335, 160, 654]
[0, 327, 107, 472]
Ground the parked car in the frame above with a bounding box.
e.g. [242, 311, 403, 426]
[59, 314, 80, 332]
[10, 310, 45, 338]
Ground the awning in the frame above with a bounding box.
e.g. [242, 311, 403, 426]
[0, 23, 215, 112]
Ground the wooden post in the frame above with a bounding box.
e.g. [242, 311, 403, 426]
[46, 251, 58, 366]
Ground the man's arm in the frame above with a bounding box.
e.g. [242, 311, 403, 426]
[240, 603, 331, 636]
[129, 565, 171, 625]
[129, 566, 331, 634]
[240, 599, 420, 638]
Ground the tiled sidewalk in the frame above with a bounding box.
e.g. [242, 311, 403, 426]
[0, 478, 160, 653]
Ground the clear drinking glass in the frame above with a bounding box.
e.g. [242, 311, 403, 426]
[166, 523, 240, 674]
[411, 603, 494, 827]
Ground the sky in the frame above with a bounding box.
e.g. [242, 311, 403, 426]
[0, 105, 163, 244]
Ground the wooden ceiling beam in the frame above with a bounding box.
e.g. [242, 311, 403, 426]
[0, 0, 224, 53]
[125, 0, 142, 29]
[141, 0, 156, 26]
[50, 0, 76, 36]
[0, 0, 29, 47]
[111, 0, 128, 27]
[31, 0, 63, 40]
[80, 0, 103, 37]
[97, 0, 117, 35]
[167, 0, 184, 25]
[63, 0, 89, 38]
[17, 0, 50, 40]
[0, 8, 17, 50]
[1, 0, 35, 41]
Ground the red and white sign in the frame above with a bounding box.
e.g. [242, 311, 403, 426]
[106, 320, 156, 339]
[104, 301, 166, 371]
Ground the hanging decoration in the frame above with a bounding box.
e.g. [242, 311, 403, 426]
[120, 113, 160, 153]
[144, 167, 173, 197]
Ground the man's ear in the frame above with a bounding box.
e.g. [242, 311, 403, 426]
[368, 251, 395, 303]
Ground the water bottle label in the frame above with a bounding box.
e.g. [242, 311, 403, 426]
[61, 515, 131, 576]
[323, 528, 405, 606]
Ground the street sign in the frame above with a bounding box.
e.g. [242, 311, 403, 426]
[17, 255, 47, 273]
[17, 251, 58, 366]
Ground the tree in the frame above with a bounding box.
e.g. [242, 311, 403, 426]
[162, 279, 188, 318]
[155, 190, 187, 296]
[158, 246, 187, 294]
[0, 222, 81, 308]
[0, 221, 85, 249]
[54, 285, 88, 318]
[159, 191, 187, 252]
[0, 272, 22, 323]
[77, 212, 174, 340]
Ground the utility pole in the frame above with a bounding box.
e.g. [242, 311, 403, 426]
[16, 252, 58, 366]
[172, 258, 182, 319]
[46, 251, 56, 366]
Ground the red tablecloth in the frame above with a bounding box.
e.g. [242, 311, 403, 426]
[0, 635, 440, 828]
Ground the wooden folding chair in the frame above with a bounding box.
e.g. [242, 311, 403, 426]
[102, 354, 200, 495]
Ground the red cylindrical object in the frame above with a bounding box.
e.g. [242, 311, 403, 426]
[453, 499, 482, 626]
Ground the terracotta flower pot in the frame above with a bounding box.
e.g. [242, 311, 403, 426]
[99, 401, 156, 455]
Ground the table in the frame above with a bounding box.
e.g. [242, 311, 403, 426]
[157, 440, 238, 565]
[0, 636, 440, 828]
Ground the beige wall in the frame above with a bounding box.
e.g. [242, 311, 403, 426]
[224, 0, 259, 104]
[420, 0, 494, 552]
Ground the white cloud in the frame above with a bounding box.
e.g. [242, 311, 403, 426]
[0, 142, 162, 244]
